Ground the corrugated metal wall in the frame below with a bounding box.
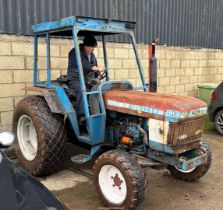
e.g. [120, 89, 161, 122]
[0, 0, 223, 48]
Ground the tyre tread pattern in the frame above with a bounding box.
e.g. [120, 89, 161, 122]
[13, 96, 67, 175]
[93, 149, 147, 210]
[168, 140, 212, 182]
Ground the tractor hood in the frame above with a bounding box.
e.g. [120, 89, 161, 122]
[103, 90, 207, 122]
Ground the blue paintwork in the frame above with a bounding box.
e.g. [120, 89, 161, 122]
[87, 115, 106, 145]
[72, 26, 106, 144]
[82, 145, 102, 162]
[130, 34, 148, 92]
[31, 16, 205, 167]
[85, 91, 99, 95]
[106, 99, 207, 123]
[32, 16, 146, 91]
[54, 86, 106, 145]
[32, 16, 134, 34]
[147, 148, 207, 171]
[98, 80, 134, 93]
[33, 35, 38, 86]
[46, 33, 51, 88]
[54, 87, 80, 136]
[149, 140, 174, 154]
[32, 17, 75, 33]
[105, 126, 115, 145]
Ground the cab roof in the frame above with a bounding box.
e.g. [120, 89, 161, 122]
[32, 16, 135, 37]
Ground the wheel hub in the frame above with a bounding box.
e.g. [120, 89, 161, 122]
[112, 173, 123, 189]
[99, 165, 127, 204]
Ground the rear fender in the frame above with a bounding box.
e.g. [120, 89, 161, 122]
[23, 86, 65, 115]
[42, 92, 65, 114]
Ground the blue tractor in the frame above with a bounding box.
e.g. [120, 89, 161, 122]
[13, 16, 212, 209]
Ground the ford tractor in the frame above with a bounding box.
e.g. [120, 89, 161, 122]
[13, 16, 211, 209]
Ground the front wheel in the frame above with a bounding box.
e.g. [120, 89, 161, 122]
[168, 140, 212, 182]
[93, 149, 147, 209]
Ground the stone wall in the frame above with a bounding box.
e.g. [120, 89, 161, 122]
[0, 34, 223, 131]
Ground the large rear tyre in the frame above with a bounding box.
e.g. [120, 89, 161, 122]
[13, 96, 67, 176]
[214, 110, 223, 135]
[93, 149, 147, 210]
[168, 140, 212, 182]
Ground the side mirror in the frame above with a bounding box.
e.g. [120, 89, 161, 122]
[0, 132, 15, 147]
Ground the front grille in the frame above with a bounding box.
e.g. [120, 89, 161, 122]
[167, 116, 205, 146]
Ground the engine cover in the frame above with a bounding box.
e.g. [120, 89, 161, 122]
[103, 90, 207, 122]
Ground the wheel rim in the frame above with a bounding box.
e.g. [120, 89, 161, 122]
[17, 115, 38, 161]
[98, 165, 127, 205]
[216, 112, 223, 131]
[175, 166, 196, 173]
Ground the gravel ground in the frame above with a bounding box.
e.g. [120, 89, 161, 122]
[40, 131, 223, 210]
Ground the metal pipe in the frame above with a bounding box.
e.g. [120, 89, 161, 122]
[130, 32, 148, 92]
[130, 124, 148, 155]
[72, 28, 89, 117]
[102, 35, 109, 81]
[150, 39, 158, 92]
[46, 33, 51, 87]
[137, 124, 148, 145]
[33, 34, 38, 86]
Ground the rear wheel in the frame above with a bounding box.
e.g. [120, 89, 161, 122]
[13, 96, 67, 176]
[214, 110, 223, 135]
[93, 149, 147, 209]
[168, 140, 212, 182]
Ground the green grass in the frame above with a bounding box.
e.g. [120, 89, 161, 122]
[203, 117, 214, 132]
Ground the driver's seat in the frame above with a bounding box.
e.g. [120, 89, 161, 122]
[56, 75, 76, 98]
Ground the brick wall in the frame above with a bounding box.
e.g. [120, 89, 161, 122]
[156, 46, 223, 96]
[0, 34, 223, 131]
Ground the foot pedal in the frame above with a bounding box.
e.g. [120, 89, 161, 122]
[71, 154, 91, 164]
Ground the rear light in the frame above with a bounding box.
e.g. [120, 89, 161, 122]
[211, 91, 217, 100]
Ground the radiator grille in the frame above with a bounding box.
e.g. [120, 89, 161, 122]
[167, 116, 205, 146]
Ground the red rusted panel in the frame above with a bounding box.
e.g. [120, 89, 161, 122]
[103, 90, 207, 119]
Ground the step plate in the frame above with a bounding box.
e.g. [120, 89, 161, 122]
[71, 154, 91, 164]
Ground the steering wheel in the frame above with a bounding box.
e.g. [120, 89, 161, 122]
[85, 71, 107, 87]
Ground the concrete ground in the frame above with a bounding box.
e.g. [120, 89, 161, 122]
[40, 131, 223, 210]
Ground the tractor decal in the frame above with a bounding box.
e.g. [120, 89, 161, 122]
[107, 99, 207, 119]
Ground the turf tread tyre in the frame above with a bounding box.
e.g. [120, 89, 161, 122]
[13, 95, 67, 176]
[168, 140, 212, 182]
[93, 149, 147, 210]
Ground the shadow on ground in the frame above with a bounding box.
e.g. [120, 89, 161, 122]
[48, 131, 223, 210]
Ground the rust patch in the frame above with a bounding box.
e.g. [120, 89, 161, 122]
[43, 93, 64, 114]
[103, 90, 207, 119]
[112, 174, 123, 188]
[168, 116, 205, 146]
[23, 86, 50, 93]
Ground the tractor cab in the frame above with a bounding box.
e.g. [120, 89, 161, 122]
[30, 16, 147, 145]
